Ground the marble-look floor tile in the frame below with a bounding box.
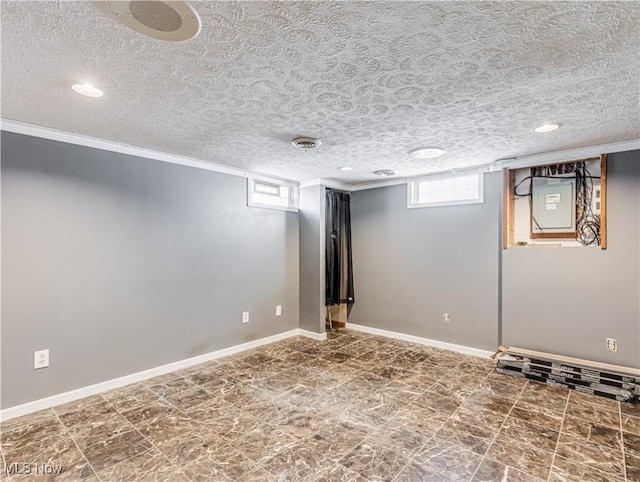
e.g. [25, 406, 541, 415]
[5, 330, 634, 482]
[550, 453, 625, 482]
[306, 421, 369, 462]
[339, 442, 409, 482]
[101, 384, 156, 412]
[261, 443, 331, 481]
[498, 416, 560, 453]
[569, 390, 620, 411]
[54, 398, 117, 429]
[94, 449, 189, 482]
[82, 429, 153, 472]
[472, 457, 544, 482]
[1, 417, 68, 457]
[412, 438, 483, 481]
[623, 413, 640, 436]
[313, 463, 369, 482]
[394, 462, 453, 482]
[562, 415, 623, 447]
[66, 412, 134, 450]
[555, 432, 625, 478]
[621, 402, 640, 418]
[378, 380, 426, 404]
[413, 391, 461, 416]
[430, 375, 481, 404]
[564, 398, 621, 431]
[178, 441, 256, 482]
[433, 423, 492, 456]
[486, 438, 554, 480]
[369, 420, 433, 458]
[461, 390, 514, 415]
[510, 399, 565, 431]
[626, 452, 640, 482]
[517, 381, 568, 414]
[390, 402, 450, 435]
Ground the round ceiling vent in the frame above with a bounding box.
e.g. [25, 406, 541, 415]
[107, 1, 201, 42]
[374, 170, 396, 176]
[291, 137, 321, 150]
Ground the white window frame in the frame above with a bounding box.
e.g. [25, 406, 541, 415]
[407, 169, 485, 209]
[247, 178, 299, 212]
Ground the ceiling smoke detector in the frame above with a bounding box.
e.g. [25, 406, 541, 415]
[107, 1, 201, 42]
[374, 170, 396, 177]
[291, 137, 321, 150]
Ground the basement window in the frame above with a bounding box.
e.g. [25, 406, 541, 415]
[408, 172, 484, 208]
[247, 178, 299, 212]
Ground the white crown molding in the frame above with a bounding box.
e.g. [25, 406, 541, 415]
[0, 327, 324, 422]
[348, 323, 495, 358]
[497, 138, 640, 170]
[299, 178, 355, 191]
[0, 118, 298, 187]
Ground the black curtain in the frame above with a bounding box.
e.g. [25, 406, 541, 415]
[325, 189, 354, 306]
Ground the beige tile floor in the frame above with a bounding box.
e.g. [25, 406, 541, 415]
[1, 329, 638, 481]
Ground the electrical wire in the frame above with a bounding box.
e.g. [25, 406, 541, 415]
[513, 162, 601, 246]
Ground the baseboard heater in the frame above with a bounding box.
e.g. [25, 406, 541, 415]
[494, 346, 640, 403]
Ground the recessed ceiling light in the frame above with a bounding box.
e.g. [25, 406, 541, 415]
[71, 84, 104, 98]
[534, 123, 560, 133]
[409, 147, 446, 159]
[339, 167, 353, 171]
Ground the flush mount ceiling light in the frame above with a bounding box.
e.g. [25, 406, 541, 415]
[107, 1, 201, 42]
[339, 167, 353, 171]
[71, 83, 104, 98]
[291, 137, 321, 150]
[374, 170, 396, 176]
[534, 123, 561, 133]
[409, 147, 446, 159]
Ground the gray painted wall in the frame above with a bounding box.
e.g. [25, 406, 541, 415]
[1, 132, 299, 408]
[298, 185, 326, 334]
[349, 172, 502, 351]
[502, 150, 640, 367]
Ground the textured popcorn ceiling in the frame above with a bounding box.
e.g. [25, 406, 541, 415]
[2, 1, 639, 184]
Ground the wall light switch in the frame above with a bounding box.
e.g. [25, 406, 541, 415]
[276, 305, 282, 316]
[242, 312, 249, 324]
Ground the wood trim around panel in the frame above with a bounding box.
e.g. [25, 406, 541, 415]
[502, 169, 510, 249]
[509, 170, 515, 247]
[600, 153, 608, 249]
[531, 232, 578, 240]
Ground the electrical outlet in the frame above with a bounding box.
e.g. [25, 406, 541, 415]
[275, 305, 282, 317]
[34, 349, 49, 369]
[242, 312, 249, 324]
[606, 338, 617, 352]
[443, 313, 450, 323]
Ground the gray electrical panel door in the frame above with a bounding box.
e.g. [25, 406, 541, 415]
[532, 179, 576, 234]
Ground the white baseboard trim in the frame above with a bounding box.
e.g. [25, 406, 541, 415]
[0, 328, 324, 422]
[348, 323, 494, 359]
[297, 329, 327, 341]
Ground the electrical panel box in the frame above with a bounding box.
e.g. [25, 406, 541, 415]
[531, 178, 576, 236]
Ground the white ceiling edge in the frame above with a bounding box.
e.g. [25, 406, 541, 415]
[497, 138, 640, 170]
[303, 138, 640, 192]
[2, 118, 638, 193]
[0, 119, 299, 188]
